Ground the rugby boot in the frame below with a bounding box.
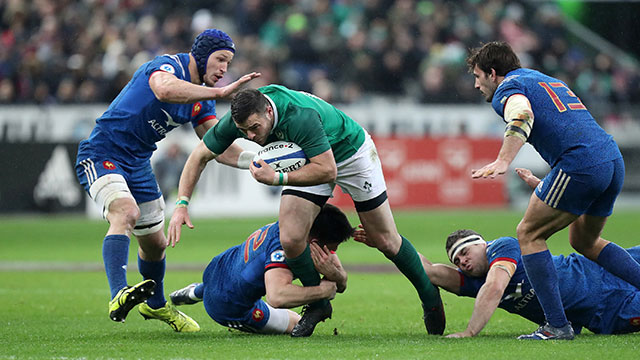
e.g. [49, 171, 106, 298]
[108, 279, 156, 322]
[517, 322, 575, 340]
[138, 302, 200, 332]
[169, 283, 202, 305]
[422, 287, 446, 335]
[290, 302, 332, 337]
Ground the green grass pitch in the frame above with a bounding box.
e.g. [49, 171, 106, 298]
[1, 209, 639, 359]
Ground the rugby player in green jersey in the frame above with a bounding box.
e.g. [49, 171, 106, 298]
[168, 84, 445, 337]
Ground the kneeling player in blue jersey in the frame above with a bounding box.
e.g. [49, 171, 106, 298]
[467, 41, 640, 340]
[169, 204, 352, 335]
[74, 28, 260, 332]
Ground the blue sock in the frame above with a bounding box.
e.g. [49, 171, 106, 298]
[138, 256, 166, 309]
[597, 243, 640, 289]
[194, 283, 204, 299]
[521, 250, 568, 328]
[103, 235, 130, 299]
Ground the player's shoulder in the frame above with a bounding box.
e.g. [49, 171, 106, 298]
[145, 53, 188, 79]
[259, 84, 287, 95]
[487, 236, 520, 257]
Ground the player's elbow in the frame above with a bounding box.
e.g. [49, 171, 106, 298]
[265, 292, 287, 308]
[322, 163, 337, 183]
[153, 85, 174, 103]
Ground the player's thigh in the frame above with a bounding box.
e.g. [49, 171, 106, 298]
[584, 158, 624, 217]
[535, 162, 619, 217]
[76, 153, 135, 218]
[278, 191, 325, 255]
[518, 192, 577, 243]
[334, 134, 388, 212]
[357, 199, 401, 255]
[568, 214, 608, 258]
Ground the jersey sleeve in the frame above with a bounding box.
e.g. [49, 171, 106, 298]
[492, 76, 526, 118]
[284, 106, 331, 159]
[202, 111, 242, 155]
[190, 100, 217, 128]
[144, 55, 186, 80]
[486, 237, 520, 268]
[264, 222, 289, 271]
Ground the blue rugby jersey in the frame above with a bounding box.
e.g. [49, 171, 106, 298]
[84, 53, 217, 164]
[458, 237, 606, 332]
[491, 68, 621, 171]
[202, 222, 289, 312]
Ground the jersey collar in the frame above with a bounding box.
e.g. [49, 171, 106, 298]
[263, 93, 279, 133]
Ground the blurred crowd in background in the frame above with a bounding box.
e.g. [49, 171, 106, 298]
[1, 0, 639, 118]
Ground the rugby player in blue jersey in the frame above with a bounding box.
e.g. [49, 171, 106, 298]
[168, 204, 352, 334]
[423, 226, 640, 338]
[75, 29, 260, 332]
[466, 43, 640, 339]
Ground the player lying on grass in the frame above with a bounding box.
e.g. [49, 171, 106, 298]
[169, 204, 352, 334]
[355, 169, 640, 338]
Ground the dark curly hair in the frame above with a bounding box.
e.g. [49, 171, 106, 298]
[466, 41, 521, 76]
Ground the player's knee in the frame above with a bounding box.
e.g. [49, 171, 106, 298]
[369, 232, 400, 256]
[280, 236, 306, 257]
[108, 201, 140, 229]
[516, 221, 535, 243]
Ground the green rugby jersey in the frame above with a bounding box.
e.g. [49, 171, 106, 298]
[203, 85, 365, 163]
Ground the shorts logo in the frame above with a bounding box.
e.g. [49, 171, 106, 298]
[103, 161, 116, 170]
[630, 317, 640, 327]
[270, 250, 285, 262]
[160, 64, 175, 74]
[192, 102, 202, 117]
[363, 181, 372, 193]
[252, 308, 264, 322]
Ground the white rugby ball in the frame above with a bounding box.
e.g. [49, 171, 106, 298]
[253, 141, 308, 173]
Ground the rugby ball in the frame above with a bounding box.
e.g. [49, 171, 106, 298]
[253, 141, 307, 173]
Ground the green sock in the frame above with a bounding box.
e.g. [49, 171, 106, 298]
[387, 236, 438, 307]
[285, 245, 327, 308]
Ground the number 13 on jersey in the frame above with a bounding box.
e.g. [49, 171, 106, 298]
[538, 82, 587, 112]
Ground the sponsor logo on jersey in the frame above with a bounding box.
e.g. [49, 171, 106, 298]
[271, 250, 285, 262]
[159, 64, 175, 74]
[252, 308, 264, 322]
[192, 102, 202, 117]
[103, 161, 116, 170]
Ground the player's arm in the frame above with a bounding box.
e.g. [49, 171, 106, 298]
[446, 260, 515, 338]
[310, 242, 347, 293]
[515, 167, 541, 189]
[167, 141, 218, 247]
[264, 267, 337, 308]
[418, 253, 462, 295]
[251, 148, 337, 186]
[472, 94, 533, 179]
[149, 71, 260, 104]
[195, 119, 254, 169]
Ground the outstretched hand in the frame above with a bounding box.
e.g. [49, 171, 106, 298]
[471, 159, 509, 179]
[218, 72, 261, 99]
[515, 167, 541, 189]
[167, 207, 194, 248]
[353, 224, 376, 248]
